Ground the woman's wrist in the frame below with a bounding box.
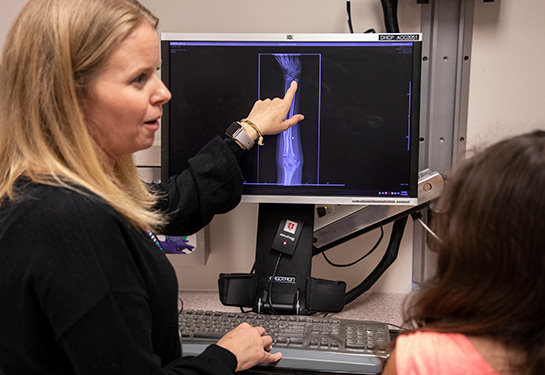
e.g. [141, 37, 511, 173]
[240, 118, 263, 146]
[225, 121, 255, 150]
[225, 119, 263, 150]
[232, 121, 258, 151]
[238, 121, 258, 141]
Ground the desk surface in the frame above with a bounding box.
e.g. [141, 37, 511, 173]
[179, 291, 408, 327]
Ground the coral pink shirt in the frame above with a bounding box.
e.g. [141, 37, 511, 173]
[395, 331, 500, 375]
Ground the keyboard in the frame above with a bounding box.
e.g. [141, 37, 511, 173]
[179, 309, 391, 374]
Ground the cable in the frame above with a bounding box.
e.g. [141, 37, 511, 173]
[177, 297, 184, 315]
[410, 211, 442, 244]
[345, 216, 408, 305]
[387, 322, 409, 331]
[379, 0, 400, 33]
[321, 226, 384, 267]
[267, 253, 283, 314]
[346, 1, 354, 33]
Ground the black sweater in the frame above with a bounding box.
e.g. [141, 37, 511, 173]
[0, 137, 245, 375]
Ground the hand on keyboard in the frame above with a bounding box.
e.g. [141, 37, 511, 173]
[180, 310, 390, 374]
[216, 322, 282, 372]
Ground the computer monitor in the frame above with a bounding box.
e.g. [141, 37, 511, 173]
[160, 33, 421, 205]
[160, 33, 422, 314]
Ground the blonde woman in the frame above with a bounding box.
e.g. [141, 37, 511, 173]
[0, 0, 303, 374]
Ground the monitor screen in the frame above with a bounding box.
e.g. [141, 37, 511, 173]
[160, 33, 421, 205]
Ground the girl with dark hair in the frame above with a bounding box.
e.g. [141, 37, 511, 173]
[383, 130, 545, 374]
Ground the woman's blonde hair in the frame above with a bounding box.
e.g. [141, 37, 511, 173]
[0, 0, 166, 231]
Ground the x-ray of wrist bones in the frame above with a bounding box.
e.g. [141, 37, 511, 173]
[274, 54, 303, 186]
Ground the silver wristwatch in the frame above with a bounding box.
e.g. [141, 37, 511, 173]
[225, 121, 254, 150]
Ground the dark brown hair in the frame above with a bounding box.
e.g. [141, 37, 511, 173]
[403, 130, 545, 374]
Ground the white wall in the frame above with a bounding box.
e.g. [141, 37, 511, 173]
[3, 0, 544, 293]
[468, 0, 545, 149]
[0, 0, 26, 54]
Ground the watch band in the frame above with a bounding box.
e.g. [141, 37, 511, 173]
[225, 121, 254, 150]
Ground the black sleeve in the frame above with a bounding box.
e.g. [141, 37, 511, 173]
[154, 136, 246, 235]
[59, 293, 237, 375]
[166, 346, 237, 375]
[25, 188, 237, 375]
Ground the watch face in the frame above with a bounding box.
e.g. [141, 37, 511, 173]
[225, 121, 253, 150]
[226, 122, 242, 137]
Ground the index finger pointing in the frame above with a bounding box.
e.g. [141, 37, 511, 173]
[283, 81, 298, 104]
